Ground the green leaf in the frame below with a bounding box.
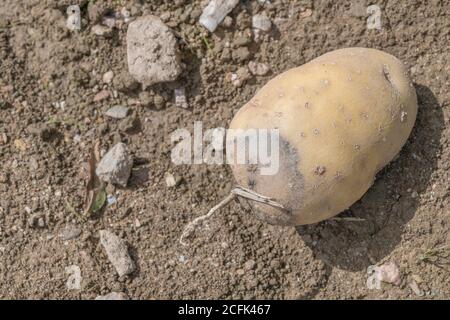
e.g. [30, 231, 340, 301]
[90, 187, 106, 213]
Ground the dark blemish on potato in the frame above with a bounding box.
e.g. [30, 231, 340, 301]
[304, 102, 311, 109]
[382, 64, 396, 89]
[249, 136, 305, 226]
[360, 112, 369, 119]
[378, 124, 383, 132]
[313, 128, 320, 135]
[275, 112, 283, 118]
[314, 166, 326, 175]
[300, 132, 306, 138]
[354, 144, 361, 150]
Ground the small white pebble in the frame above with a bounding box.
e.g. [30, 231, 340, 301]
[165, 173, 177, 187]
[103, 71, 114, 84]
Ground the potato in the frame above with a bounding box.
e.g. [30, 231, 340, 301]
[228, 47, 417, 226]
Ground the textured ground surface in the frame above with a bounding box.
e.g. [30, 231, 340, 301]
[0, 0, 449, 299]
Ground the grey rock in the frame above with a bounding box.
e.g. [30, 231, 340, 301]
[96, 143, 133, 187]
[95, 292, 129, 300]
[105, 105, 130, 119]
[252, 13, 272, 32]
[100, 230, 136, 277]
[59, 225, 82, 241]
[92, 24, 113, 37]
[127, 15, 182, 86]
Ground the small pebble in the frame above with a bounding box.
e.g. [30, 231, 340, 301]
[375, 262, 401, 285]
[165, 173, 178, 187]
[107, 195, 117, 206]
[94, 90, 111, 102]
[95, 292, 129, 300]
[221, 16, 233, 28]
[96, 142, 133, 187]
[100, 230, 136, 277]
[236, 268, 245, 276]
[252, 13, 272, 32]
[66, 265, 82, 290]
[59, 225, 82, 241]
[244, 259, 256, 271]
[103, 71, 114, 84]
[248, 61, 270, 76]
[66, 5, 81, 31]
[92, 24, 113, 37]
[105, 105, 130, 119]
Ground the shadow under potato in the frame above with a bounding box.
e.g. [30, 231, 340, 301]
[295, 84, 444, 272]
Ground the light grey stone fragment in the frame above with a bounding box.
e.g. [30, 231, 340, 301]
[100, 230, 136, 277]
[96, 143, 132, 187]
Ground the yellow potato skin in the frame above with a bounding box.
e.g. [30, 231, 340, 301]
[228, 47, 418, 226]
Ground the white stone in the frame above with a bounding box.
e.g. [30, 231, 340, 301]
[199, 0, 239, 32]
[95, 292, 129, 300]
[165, 173, 177, 187]
[66, 5, 81, 31]
[66, 265, 82, 290]
[103, 71, 114, 84]
[375, 262, 401, 285]
[248, 61, 270, 76]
